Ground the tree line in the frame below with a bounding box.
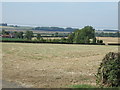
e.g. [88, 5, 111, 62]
[1, 26, 104, 44]
[95, 32, 120, 37]
[33, 27, 75, 32]
[2, 30, 33, 40]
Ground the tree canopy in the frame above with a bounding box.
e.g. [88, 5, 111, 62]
[68, 26, 95, 43]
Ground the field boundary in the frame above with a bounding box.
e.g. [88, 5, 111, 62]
[0, 40, 106, 45]
[1, 40, 120, 46]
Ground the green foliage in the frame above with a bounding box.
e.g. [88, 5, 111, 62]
[96, 52, 120, 87]
[34, 26, 75, 32]
[54, 32, 59, 37]
[85, 36, 90, 43]
[67, 33, 75, 43]
[19, 32, 24, 39]
[2, 29, 10, 35]
[52, 39, 60, 42]
[14, 31, 23, 39]
[61, 37, 67, 42]
[24, 31, 33, 40]
[36, 34, 42, 40]
[92, 37, 96, 44]
[97, 40, 103, 44]
[68, 26, 95, 43]
[95, 32, 120, 37]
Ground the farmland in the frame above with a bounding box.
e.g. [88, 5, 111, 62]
[96, 37, 119, 44]
[2, 43, 118, 88]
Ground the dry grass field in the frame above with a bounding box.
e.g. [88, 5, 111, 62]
[0, 26, 15, 29]
[2, 43, 118, 88]
[96, 37, 119, 44]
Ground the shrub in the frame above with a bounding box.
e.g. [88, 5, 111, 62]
[97, 40, 103, 44]
[96, 52, 120, 87]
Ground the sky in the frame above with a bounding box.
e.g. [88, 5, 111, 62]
[1, 2, 118, 29]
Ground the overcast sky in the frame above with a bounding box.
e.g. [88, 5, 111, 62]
[2, 2, 118, 29]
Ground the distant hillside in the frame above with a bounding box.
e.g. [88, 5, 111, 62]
[32, 27, 77, 32]
[1, 25, 77, 32]
[103, 29, 119, 32]
[0, 24, 118, 33]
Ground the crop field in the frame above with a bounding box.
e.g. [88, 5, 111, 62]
[0, 26, 15, 29]
[2, 43, 118, 88]
[96, 37, 119, 44]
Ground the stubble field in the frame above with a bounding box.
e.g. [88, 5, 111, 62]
[2, 43, 118, 88]
[96, 37, 119, 44]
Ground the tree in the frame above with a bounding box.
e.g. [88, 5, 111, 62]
[36, 34, 42, 40]
[55, 32, 59, 37]
[97, 40, 103, 44]
[18, 32, 24, 39]
[2, 29, 6, 35]
[99, 40, 103, 44]
[14, 31, 19, 38]
[82, 26, 95, 39]
[85, 36, 90, 44]
[25, 31, 33, 40]
[67, 26, 95, 44]
[92, 37, 96, 44]
[51, 34, 54, 37]
[61, 37, 67, 43]
[13, 31, 23, 39]
[67, 33, 75, 43]
[2, 29, 9, 35]
[73, 30, 82, 43]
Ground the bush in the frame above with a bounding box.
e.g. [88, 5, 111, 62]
[97, 40, 103, 44]
[96, 52, 120, 87]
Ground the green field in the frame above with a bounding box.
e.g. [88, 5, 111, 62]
[2, 43, 118, 88]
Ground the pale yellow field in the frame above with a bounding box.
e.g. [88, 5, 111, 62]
[0, 26, 14, 29]
[2, 43, 118, 88]
[96, 37, 119, 44]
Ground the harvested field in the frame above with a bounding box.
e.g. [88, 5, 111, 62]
[96, 37, 119, 44]
[2, 43, 118, 88]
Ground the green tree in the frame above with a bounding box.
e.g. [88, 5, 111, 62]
[68, 26, 95, 44]
[61, 37, 67, 43]
[97, 40, 103, 44]
[13, 31, 23, 39]
[36, 34, 42, 40]
[18, 32, 24, 39]
[92, 37, 96, 44]
[14, 31, 19, 38]
[73, 30, 81, 43]
[25, 31, 33, 40]
[67, 33, 75, 43]
[82, 26, 95, 39]
[51, 34, 54, 37]
[55, 32, 59, 37]
[2, 29, 9, 35]
[85, 36, 90, 43]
